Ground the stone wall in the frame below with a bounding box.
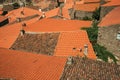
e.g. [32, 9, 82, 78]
[100, 6, 116, 20]
[98, 24, 120, 63]
[74, 10, 93, 20]
[68, 8, 75, 19]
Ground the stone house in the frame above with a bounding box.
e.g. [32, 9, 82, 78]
[100, 0, 120, 19]
[98, 7, 120, 64]
[71, 2, 100, 20]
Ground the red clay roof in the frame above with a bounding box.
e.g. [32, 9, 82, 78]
[0, 17, 40, 48]
[45, 8, 59, 18]
[102, 0, 120, 6]
[0, 48, 66, 80]
[99, 6, 120, 27]
[5, 7, 42, 23]
[60, 7, 70, 19]
[0, 23, 21, 48]
[0, 16, 7, 22]
[24, 18, 92, 32]
[54, 31, 96, 59]
[74, 3, 100, 11]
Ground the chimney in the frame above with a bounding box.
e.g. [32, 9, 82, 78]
[67, 56, 73, 65]
[22, 23, 26, 27]
[16, 18, 21, 22]
[39, 8, 42, 12]
[20, 29, 25, 36]
[20, 22, 26, 36]
[64, 0, 66, 4]
[84, 44, 88, 56]
[59, 7, 63, 16]
[42, 12, 46, 18]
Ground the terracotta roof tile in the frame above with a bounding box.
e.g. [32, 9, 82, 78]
[0, 23, 21, 48]
[45, 8, 59, 18]
[0, 48, 67, 80]
[5, 7, 42, 23]
[54, 31, 96, 59]
[0, 17, 41, 48]
[61, 7, 70, 19]
[99, 6, 120, 27]
[24, 18, 92, 32]
[0, 16, 8, 22]
[74, 3, 100, 11]
[102, 0, 120, 6]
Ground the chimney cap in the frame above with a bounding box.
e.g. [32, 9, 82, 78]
[22, 23, 26, 27]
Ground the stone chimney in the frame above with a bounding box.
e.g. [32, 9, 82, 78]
[84, 44, 88, 56]
[67, 56, 73, 65]
[20, 29, 25, 36]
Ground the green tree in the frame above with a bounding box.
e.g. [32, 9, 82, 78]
[81, 21, 118, 64]
[92, 7, 101, 21]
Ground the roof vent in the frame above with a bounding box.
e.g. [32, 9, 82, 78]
[67, 56, 73, 65]
[83, 44, 88, 56]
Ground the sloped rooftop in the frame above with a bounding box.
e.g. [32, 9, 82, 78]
[0, 16, 8, 22]
[0, 23, 21, 48]
[102, 0, 120, 6]
[74, 3, 100, 12]
[45, 7, 59, 18]
[60, 57, 120, 80]
[0, 48, 67, 80]
[0, 16, 42, 48]
[5, 7, 42, 23]
[24, 18, 92, 32]
[10, 33, 60, 55]
[54, 31, 96, 59]
[99, 6, 120, 27]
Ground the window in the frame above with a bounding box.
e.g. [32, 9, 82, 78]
[117, 33, 120, 40]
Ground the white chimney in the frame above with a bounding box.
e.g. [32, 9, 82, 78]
[39, 8, 42, 12]
[42, 12, 46, 18]
[67, 56, 73, 65]
[64, 0, 67, 4]
[84, 44, 88, 56]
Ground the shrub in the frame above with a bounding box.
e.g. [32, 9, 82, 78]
[12, 2, 20, 9]
[81, 21, 118, 64]
[92, 7, 101, 21]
